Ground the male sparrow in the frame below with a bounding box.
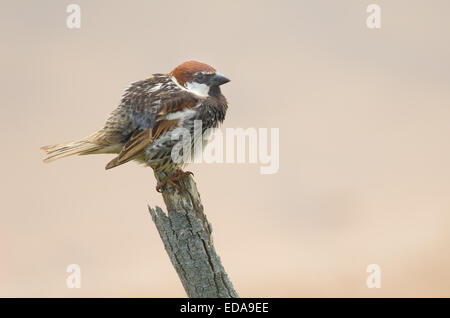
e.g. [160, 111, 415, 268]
[41, 61, 230, 191]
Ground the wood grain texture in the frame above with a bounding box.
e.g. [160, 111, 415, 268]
[149, 172, 238, 298]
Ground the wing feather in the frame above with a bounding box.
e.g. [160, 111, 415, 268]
[105, 119, 179, 169]
[104, 80, 201, 170]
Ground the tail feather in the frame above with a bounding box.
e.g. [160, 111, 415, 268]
[41, 132, 107, 163]
[41, 141, 104, 163]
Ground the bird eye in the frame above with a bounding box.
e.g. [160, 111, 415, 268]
[196, 73, 205, 81]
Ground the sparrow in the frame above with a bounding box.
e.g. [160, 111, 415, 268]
[41, 61, 230, 191]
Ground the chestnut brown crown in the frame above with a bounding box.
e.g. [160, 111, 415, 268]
[170, 61, 230, 90]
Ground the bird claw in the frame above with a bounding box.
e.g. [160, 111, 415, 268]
[155, 170, 194, 193]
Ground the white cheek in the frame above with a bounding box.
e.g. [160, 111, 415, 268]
[185, 82, 210, 97]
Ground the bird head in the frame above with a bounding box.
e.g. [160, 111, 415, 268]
[170, 61, 230, 97]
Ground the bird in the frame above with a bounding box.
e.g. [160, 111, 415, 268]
[41, 60, 230, 191]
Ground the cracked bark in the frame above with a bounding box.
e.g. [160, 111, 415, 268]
[148, 171, 239, 298]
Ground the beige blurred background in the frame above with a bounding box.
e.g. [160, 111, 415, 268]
[1, 0, 449, 297]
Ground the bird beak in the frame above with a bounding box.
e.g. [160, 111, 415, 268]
[211, 73, 230, 86]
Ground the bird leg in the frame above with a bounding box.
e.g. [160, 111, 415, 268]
[156, 169, 194, 193]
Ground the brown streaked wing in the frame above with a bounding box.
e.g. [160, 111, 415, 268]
[105, 129, 151, 169]
[105, 119, 179, 170]
[105, 91, 200, 170]
[156, 91, 199, 119]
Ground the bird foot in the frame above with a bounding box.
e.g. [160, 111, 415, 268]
[156, 170, 194, 193]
